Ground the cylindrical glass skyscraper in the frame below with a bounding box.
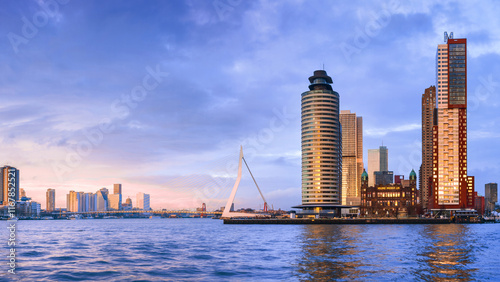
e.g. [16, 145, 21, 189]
[301, 70, 342, 211]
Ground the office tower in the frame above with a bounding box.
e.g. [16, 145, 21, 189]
[137, 192, 150, 210]
[20, 188, 26, 198]
[430, 33, 474, 211]
[367, 146, 388, 187]
[421, 86, 436, 210]
[485, 183, 498, 214]
[340, 110, 363, 205]
[113, 184, 122, 210]
[374, 171, 394, 185]
[108, 194, 121, 210]
[0, 166, 20, 205]
[46, 188, 56, 212]
[300, 70, 342, 210]
[95, 189, 108, 211]
[114, 184, 122, 194]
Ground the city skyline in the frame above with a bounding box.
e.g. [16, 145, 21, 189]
[1, 1, 500, 210]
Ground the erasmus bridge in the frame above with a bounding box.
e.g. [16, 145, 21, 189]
[63, 147, 270, 218]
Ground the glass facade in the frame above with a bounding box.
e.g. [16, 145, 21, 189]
[301, 71, 342, 205]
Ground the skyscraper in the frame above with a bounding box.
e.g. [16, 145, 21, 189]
[340, 110, 363, 205]
[114, 184, 122, 194]
[0, 166, 20, 205]
[137, 192, 150, 210]
[299, 70, 342, 214]
[420, 86, 436, 210]
[112, 183, 122, 210]
[67, 191, 78, 212]
[430, 32, 474, 211]
[95, 190, 108, 211]
[367, 146, 388, 187]
[46, 188, 56, 212]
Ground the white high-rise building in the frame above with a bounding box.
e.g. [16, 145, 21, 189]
[136, 192, 150, 210]
[367, 146, 388, 187]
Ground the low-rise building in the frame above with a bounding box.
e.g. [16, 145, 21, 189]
[361, 169, 419, 217]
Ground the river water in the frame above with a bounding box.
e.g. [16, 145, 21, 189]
[1, 219, 499, 281]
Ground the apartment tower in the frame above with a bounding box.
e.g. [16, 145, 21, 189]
[0, 166, 20, 206]
[46, 188, 56, 212]
[430, 32, 474, 210]
[340, 110, 363, 205]
[420, 86, 436, 210]
[300, 70, 342, 211]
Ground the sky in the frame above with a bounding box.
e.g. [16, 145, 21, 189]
[1, 0, 499, 210]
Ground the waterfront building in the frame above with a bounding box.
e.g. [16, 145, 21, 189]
[367, 146, 388, 187]
[0, 166, 20, 205]
[485, 183, 498, 215]
[122, 197, 133, 210]
[474, 192, 485, 216]
[340, 110, 363, 206]
[113, 184, 122, 210]
[420, 86, 436, 211]
[85, 192, 96, 212]
[361, 169, 418, 217]
[430, 33, 475, 212]
[108, 194, 121, 210]
[46, 188, 56, 212]
[67, 191, 78, 212]
[374, 171, 394, 186]
[137, 192, 150, 210]
[295, 70, 342, 216]
[95, 189, 108, 211]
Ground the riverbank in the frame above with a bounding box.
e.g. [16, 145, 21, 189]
[223, 218, 465, 224]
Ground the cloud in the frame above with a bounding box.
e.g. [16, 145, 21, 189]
[365, 123, 421, 137]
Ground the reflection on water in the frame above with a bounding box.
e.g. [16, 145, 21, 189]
[294, 224, 486, 281]
[416, 224, 478, 281]
[295, 225, 371, 281]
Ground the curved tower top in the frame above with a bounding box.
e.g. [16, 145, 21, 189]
[308, 70, 333, 91]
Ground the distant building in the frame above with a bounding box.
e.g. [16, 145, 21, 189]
[374, 171, 394, 186]
[295, 70, 342, 216]
[340, 110, 363, 206]
[485, 183, 498, 215]
[46, 188, 56, 212]
[29, 201, 41, 217]
[122, 197, 133, 210]
[95, 190, 108, 211]
[421, 86, 436, 211]
[86, 192, 96, 212]
[0, 166, 20, 205]
[113, 184, 122, 194]
[67, 191, 78, 212]
[136, 193, 150, 210]
[474, 192, 485, 216]
[108, 194, 121, 210]
[361, 169, 419, 217]
[113, 184, 122, 210]
[394, 175, 404, 184]
[20, 188, 26, 198]
[367, 146, 388, 187]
